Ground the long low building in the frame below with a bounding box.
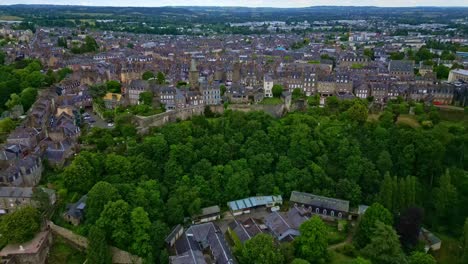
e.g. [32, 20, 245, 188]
[192, 205, 221, 224]
[227, 195, 283, 216]
[448, 69, 468, 83]
[289, 191, 349, 219]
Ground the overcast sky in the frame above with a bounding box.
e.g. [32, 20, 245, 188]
[1, 0, 466, 7]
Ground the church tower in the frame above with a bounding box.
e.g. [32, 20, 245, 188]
[189, 59, 199, 90]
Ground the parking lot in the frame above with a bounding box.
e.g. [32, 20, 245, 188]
[82, 110, 112, 129]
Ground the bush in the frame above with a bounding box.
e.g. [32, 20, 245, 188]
[421, 120, 434, 129]
[337, 244, 358, 257]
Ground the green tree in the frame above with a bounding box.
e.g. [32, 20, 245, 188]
[408, 252, 436, 264]
[0, 117, 16, 133]
[390, 52, 405, 60]
[336, 179, 362, 206]
[87, 225, 111, 264]
[25, 71, 45, 88]
[220, 84, 226, 96]
[86, 181, 120, 224]
[5, 93, 21, 109]
[295, 216, 328, 263]
[156, 71, 165, 85]
[272, 84, 283, 98]
[0, 206, 40, 244]
[461, 218, 468, 263]
[130, 207, 153, 257]
[292, 88, 303, 99]
[291, 259, 311, 264]
[19, 87, 38, 111]
[237, 233, 284, 264]
[84, 35, 99, 52]
[62, 151, 102, 194]
[346, 102, 368, 124]
[378, 173, 397, 212]
[350, 257, 372, 264]
[377, 150, 393, 175]
[433, 170, 458, 226]
[355, 203, 393, 248]
[362, 221, 407, 264]
[31, 188, 51, 213]
[363, 48, 374, 60]
[96, 200, 132, 249]
[142, 71, 155, 80]
[57, 37, 68, 48]
[280, 242, 296, 264]
[139, 91, 153, 106]
[0, 51, 5, 65]
[106, 80, 121, 93]
[434, 64, 450, 80]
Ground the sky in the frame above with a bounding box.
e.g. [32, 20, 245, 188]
[0, 0, 466, 7]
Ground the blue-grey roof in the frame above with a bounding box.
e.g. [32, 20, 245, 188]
[227, 195, 282, 211]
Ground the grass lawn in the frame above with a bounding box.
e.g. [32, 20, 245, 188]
[48, 236, 86, 264]
[367, 113, 380, 122]
[433, 233, 462, 264]
[260, 97, 283, 105]
[326, 224, 347, 245]
[397, 114, 421, 128]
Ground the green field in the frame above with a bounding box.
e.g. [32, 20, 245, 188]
[0, 15, 23, 21]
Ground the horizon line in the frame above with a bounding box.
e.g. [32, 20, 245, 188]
[1, 4, 468, 8]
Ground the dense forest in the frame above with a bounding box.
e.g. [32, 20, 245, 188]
[43, 98, 467, 263]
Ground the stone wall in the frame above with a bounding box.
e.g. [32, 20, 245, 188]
[134, 105, 205, 133]
[47, 221, 142, 264]
[134, 102, 287, 133]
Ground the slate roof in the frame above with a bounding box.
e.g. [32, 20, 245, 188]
[290, 191, 349, 213]
[228, 217, 265, 244]
[173, 222, 235, 264]
[389, 60, 414, 73]
[170, 249, 206, 264]
[265, 207, 308, 241]
[0, 187, 33, 198]
[65, 195, 87, 219]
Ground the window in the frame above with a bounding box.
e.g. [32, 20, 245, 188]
[323, 209, 327, 215]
